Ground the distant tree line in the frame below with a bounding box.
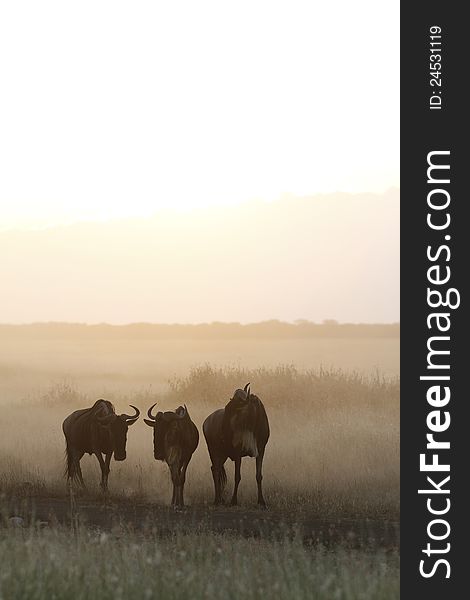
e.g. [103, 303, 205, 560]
[0, 320, 399, 340]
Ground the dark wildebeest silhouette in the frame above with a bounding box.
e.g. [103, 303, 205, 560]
[203, 383, 269, 507]
[63, 399, 140, 491]
[144, 403, 199, 507]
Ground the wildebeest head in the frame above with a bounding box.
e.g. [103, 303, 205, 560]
[144, 403, 190, 461]
[97, 405, 140, 461]
[223, 383, 259, 457]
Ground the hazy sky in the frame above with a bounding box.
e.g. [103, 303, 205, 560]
[1, 3, 399, 324]
[1, 191, 399, 324]
[0, 1, 399, 230]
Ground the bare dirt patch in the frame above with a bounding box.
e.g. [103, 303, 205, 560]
[3, 494, 399, 551]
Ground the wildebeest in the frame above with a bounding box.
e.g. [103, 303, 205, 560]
[203, 383, 269, 507]
[144, 403, 199, 507]
[63, 399, 140, 491]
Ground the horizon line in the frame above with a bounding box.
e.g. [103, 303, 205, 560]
[0, 320, 400, 327]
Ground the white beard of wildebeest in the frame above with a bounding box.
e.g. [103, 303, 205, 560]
[164, 421, 184, 465]
[166, 444, 183, 466]
[230, 415, 258, 457]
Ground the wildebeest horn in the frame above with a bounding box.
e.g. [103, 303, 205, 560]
[177, 405, 188, 419]
[244, 383, 251, 397]
[147, 403, 158, 420]
[122, 405, 140, 422]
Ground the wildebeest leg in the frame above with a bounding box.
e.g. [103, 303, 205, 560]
[68, 476, 76, 528]
[103, 453, 112, 491]
[211, 457, 226, 505]
[230, 457, 241, 506]
[94, 452, 109, 492]
[76, 461, 86, 489]
[256, 449, 267, 507]
[169, 463, 180, 507]
[179, 460, 189, 507]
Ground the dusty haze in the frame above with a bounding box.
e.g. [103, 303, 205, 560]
[1, 190, 399, 324]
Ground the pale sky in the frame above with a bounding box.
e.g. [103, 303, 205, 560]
[0, 1, 399, 230]
[1, 191, 399, 324]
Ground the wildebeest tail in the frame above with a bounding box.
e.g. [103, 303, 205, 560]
[64, 443, 81, 484]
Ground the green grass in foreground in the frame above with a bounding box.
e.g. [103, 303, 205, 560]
[0, 525, 399, 600]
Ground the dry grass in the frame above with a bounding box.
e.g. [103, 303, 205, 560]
[0, 335, 399, 404]
[0, 365, 399, 518]
[0, 522, 399, 600]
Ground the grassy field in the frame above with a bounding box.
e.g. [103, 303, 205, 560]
[0, 331, 399, 598]
[0, 523, 399, 600]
